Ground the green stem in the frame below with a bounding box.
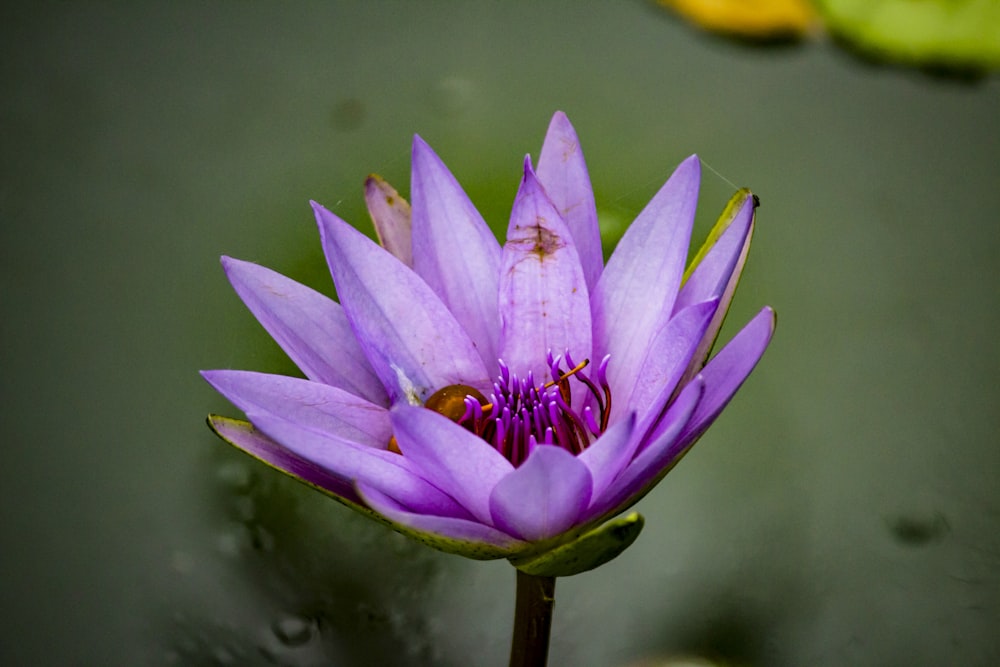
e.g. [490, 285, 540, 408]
[508, 569, 556, 667]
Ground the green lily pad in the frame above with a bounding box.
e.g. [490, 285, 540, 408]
[817, 0, 1000, 70]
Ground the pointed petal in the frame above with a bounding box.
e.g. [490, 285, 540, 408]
[576, 413, 638, 501]
[365, 174, 412, 266]
[390, 405, 514, 525]
[315, 202, 489, 403]
[411, 136, 502, 365]
[678, 306, 776, 446]
[489, 446, 592, 541]
[246, 408, 472, 518]
[221, 257, 387, 405]
[498, 158, 592, 379]
[536, 111, 602, 293]
[675, 190, 756, 383]
[201, 370, 391, 448]
[510, 512, 644, 577]
[586, 378, 704, 521]
[624, 298, 718, 431]
[208, 415, 359, 503]
[591, 156, 700, 413]
[203, 370, 471, 518]
[357, 483, 526, 559]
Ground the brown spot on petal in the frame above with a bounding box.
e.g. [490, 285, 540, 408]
[511, 219, 564, 261]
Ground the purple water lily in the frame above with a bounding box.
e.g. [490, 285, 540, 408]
[203, 112, 774, 572]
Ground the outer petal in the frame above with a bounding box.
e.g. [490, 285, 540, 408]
[575, 413, 638, 501]
[489, 446, 593, 541]
[675, 190, 756, 384]
[208, 415, 359, 503]
[246, 409, 472, 519]
[498, 158, 592, 379]
[623, 298, 718, 434]
[585, 377, 704, 521]
[221, 257, 387, 405]
[677, 306, 776, 446]
[411, 136, 502, 365]
[201, 370, 391, 448]
[204, 370, 471, 518]
[357, 483, 526, 560]
[365, 174, 412, 266]
[315, 202, 489, 403]
[591, 156, 700, 414]
[536, 111, 602, 293]
[390, 405, 514, 525]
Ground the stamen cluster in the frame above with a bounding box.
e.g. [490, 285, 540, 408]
[460, 353, 612, 466]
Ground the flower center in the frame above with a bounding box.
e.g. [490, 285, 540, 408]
[458, 352, 612, 466]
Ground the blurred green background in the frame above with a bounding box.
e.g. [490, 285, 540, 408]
[2, 2, 999, 665]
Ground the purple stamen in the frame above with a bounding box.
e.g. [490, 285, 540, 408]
[461, 353, 613, 467]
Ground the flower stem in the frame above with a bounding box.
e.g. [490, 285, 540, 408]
[508, 569, 556, 667]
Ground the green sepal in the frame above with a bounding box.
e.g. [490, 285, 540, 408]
[508, 512, 645, 577]
[683, 187, 755, 284]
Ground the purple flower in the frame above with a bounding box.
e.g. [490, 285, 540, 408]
[202, 112, 774, 575]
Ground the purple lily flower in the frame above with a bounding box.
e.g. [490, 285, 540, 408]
[202, 112, 774, 575]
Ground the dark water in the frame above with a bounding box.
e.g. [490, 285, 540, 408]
[2, 3, 999, 665]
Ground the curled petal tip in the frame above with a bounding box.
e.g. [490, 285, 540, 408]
[522, 154, 535, 177]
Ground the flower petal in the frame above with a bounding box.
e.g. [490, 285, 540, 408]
[201, 370, 392, 448]
[365, 174, 412, 266]
[591, 155, 700, 412]
[315, 202, 489, 403]
[247, 408, 472, 518]
[585, 377, 704, 521]
[576, 413, 638, 501]
[624, 297, 718, 432]
[208, 414, 360, 503]
[357, 483, 526, 559]
[411, 136, 502, 366]
[498, 158, 592, 379]
[390, 405, 514, 525]
[675, 190, 756, 384]
[221, 257, 387, 405]
[203, 370, 470, 518]
[678, 306, 776, 446]
[536, 111, 602, 293]
[489, 445, 593, 541]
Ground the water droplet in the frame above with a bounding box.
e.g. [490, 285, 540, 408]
[271, 614, 316, 647]
[211, 645, 235, 664]
[216, 524, 251, 557]
[251, 525, 275, 552]
[216, 461, 252, 490]
[886, 511, 950, 547]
